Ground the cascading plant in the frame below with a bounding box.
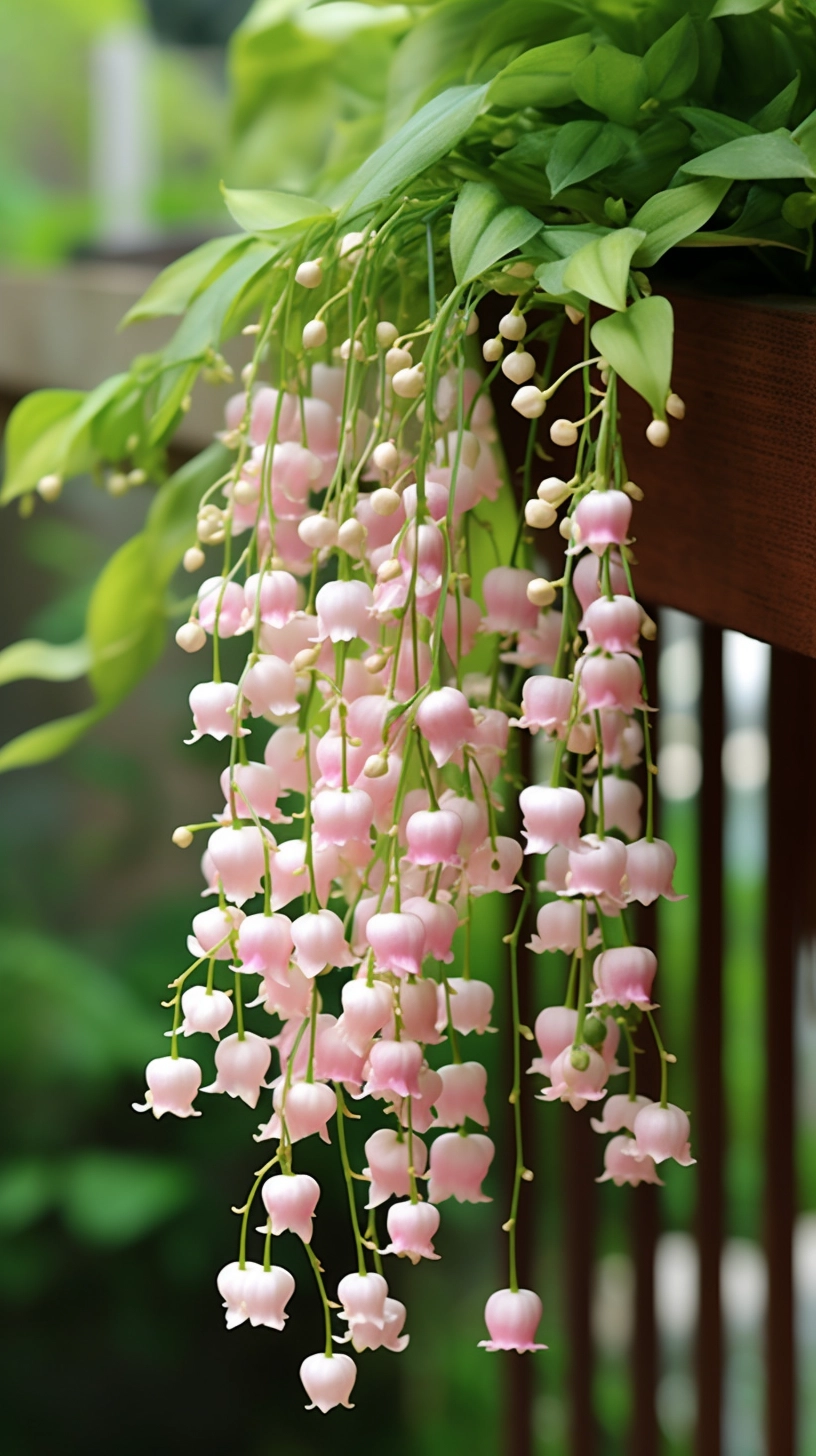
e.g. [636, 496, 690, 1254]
[3, 0, 816, 1416]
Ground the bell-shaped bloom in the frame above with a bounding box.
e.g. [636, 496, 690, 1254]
[591, 946, 657, 1010]
[291, 909, 357, 978]
[178, 985, 233, 1039]
[343, 693, 392, 753]
[528, 900, 583, 956]
[468, 707, 510, 784]
[540, 1045, 608, 1111]
[393, 635, 433, 701]
[432, 1061, 489, 1128]
[366, 911, 426, 978]
[540, 844, 570, 893]
[259, 1079, 338, 1145]
[481, 566, 538, 634]
[244, 570, 299, 628]
[479, 1288, 547, 1353]
[312, 1017, 367, 1088]
[208, 825, 274, 906]
[467, 836, 523, 896]
[512, 675, 573, 736]
[529, 1006, 578, 1079]
[590, 1093, 652, 1136]
[261, 1172, 321, 1242]
[600, 710, 643, 770]
[599, 1015, 623, 1075]
[519, 785, 585, 855]
[384, 1200, 441, 1264]
[300, 1351, 357, 1413]
[401, 896, 458, 966]
[573, 551, 629, 614]
[364, 1039, 424, 1099]
[572, 489, 632, 554]
[394, 976, 444, 1044]
[337, 1272, 389, 1333]
[346, 1297, 409, 1354]
[364, 1127, 427, 1208]
[236, 913, 294, 979]
[629, 1102, 695, 1166]
[270, 838, 336, 911]
[625, 838, 684, 905]
[428, 1131, 494, 1204]
[197, 578, 246, 638]
[204, 1031, 271, 1107]
[337, 979, 394, 1056]
[502, 612, 562, 670]
[391, 1066, 444, 1135]
[404, 810, 463, 867]
[598, 1135, 664, 1187]
[580, 653, 646, 714]
[254, 962, 312, 1021]
[217, 1261, 296, 1330]
[315, 580, 374, 643]
[439, 792, 489, 858]
[219, 762, 286, 824]
[315, 731, 369, 789]
[565, 835, 627, 907]
[442, 592, 483, 663]
[186, 681, 245, 743]
[592, 775, 643, 841]
[312, 787, 374, 847]
[265, 725, 309, 794]
[582, 595, 642, 656]
[242, 655, 300, 718]
[189, 905, 245, 959]
[416, 688, 474, 767]
[133, 1055, 201, 1118]
[437, 977, 494, 1036]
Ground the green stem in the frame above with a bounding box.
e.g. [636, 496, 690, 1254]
[506, 886, 531, 1295]
[305, 1242, 335, 1358]
[335, 1083, 367, 1276]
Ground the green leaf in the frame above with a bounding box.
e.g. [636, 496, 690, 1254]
[540, 224, 610, 258]
[572, 45, 647, 128]
[86, 535, 165, 707]
[563, 227, 646, 312]
[221, 185, 330, 235]
[0, 637, 91, 688]
[678, 107, 755, 150]
[682, 129, 814, 179]
[591, 296, 674, 417]
[750, 74, 800, 132]
[342, 83, 489, 220]
[146, 441, 233, 582]
[1, 390, 85, 504]
[643, 15, 699, 102]
[121, 235, 251, 326]
[488, 33, 592, 110]
[450, 181, 503, 283]
[630, 177, 730, 265]
[62, 1152, 193, 1247]
[451, 196, 543, 284]
[0, 708, 104, 774]
[782, 191, 816, 227]
[709, 0, 775, 14]
[546, 120, 634, 197]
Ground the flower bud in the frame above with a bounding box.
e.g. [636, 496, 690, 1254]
[293, 645, 321, 672]
[37, 474, 63, 502]
[483, 337, 503, 363]
[233, 479, 257, 506]
[502, 350, 536, 385]
[339, 230, 365, 258]
[646, 418, 670, 447]
[363, 753, 389, 778]
[376, 320, 399, 349]
[537, 475, 570, 506]
[127, 468, 147, 487]
[372, 440, 399, 474]
[370, 487, 401, 516]
[340, 337, 366, 363]
[641, 611, 657, 640]
[524, 499, 557, 530]
[558, 516, 574, 541]
[302, 318, 327, 350]
[466, 310, 480, 335]
[499, 311, 527, 341]
[565, 304, 585, 325]
[527, 577, 556, 608]
[172, 826, 194, 848]
[176, 621, 207, 653]
[550, 418, 578, 447]
[624, 480, 644, 501]
[385, 346, 412, 375]
[505, 261, 535, 279]
[570, 1047, 590, 1072]
[106, 471, 129, 497]
[666, 392, 685, 420]
[295, 259, 322, 288]
[377, 557, 402, 582]
[183, 546, 206, 572]
[338, 518, 365, 555]
[365, 650, 388, 673]
[511, 386, 545, 419]
[298, 514, 338, 550]
[392, 367, 424, 399]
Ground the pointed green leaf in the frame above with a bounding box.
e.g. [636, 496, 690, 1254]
[0, 709, 104, 774]
[458, 205, 543, 284]
[630, 177, 730, 265]
[488, 33, 592, 110]
[681, 129, 814, 179]
[591, 296, 674, 418]
[450, 181, 504, 284]
[643, 15, 699, 102]
[221, 186, 330, 235]
[546, 120, 634, 197]
[751, 74, 800, 133]
[1, 390, 85, 504]
[572, 46, 647, 128]
[0, 638, 91, 689]
[121, 235, 251, 326]
[709, 0, 775, 15]
[678, 107, 755, 150]
[563, 227, 646, 312]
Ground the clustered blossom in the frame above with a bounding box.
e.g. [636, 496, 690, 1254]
[136, 222, 691, 1413]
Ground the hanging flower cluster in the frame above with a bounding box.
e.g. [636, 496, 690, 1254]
[133, 216, 692, 1414]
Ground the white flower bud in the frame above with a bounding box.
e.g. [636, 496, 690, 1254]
[295, 259, 322, 289]
[550, 418, 578, 447]
[505, 261, 535, 279]
[240, 364, 253, 386]
[338, 518, 366, 555]
[241, 322, 261, 336]
[370, 487, 401, 516]
[377, 557, 402, 582]
[646, 418, 670, 448]
[499, 311, 527, 341]
[340, 337, 366, 363]
[298, 515, 339, 550]
[183, 546, 206, 572]
[106, 472, 129, 497]
[293, 646, 321, 672]
[623, 480, 644, 501]
[385, 346, 413, 376]
[233, 479, 257, 506]
[524, 498, 557, 530]
[339, 231, 366, 259]
[640, 610, 658, 640]
[511, 386, 546, 419]
[364, 753, 389, 779]
[36, 474, 63, 502]
[527, 578, 556, 608]
[372, 440, 399, 474]
[172, 826, 194, 848]
[483, 337, 503, 363]
[558, 516, 574, 541]
[666, 392, 686, 420]
[392, 367, 424, 399]
[565, 305, 585, 326]
[466, 310, 480, 335]
[376, 320, 399, 349]
[302, 319, 328, 350]
[127, 469, 147, 487]
[537, 476, 570, 505]
[176, 621, 207, 653]
[365, 650, 388, 674]
[502, 350, 536, 385]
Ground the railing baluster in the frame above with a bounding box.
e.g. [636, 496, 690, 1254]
[696, 624, 724, 1456]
